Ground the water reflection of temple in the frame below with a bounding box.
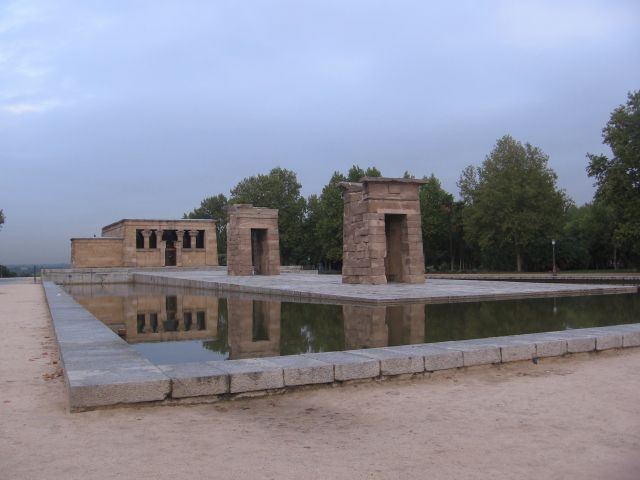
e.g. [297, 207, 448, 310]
[75, 294, 218, 343]
[71, 286, 426, 357]
[226, 300, 425, 359]
[227, 299, 281, 359]
[343, 304, 425, 350]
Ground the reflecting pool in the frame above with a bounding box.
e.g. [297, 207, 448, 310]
[63, 284, 640, 365]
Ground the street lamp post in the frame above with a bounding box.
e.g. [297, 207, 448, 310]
[551, 239, 557, 275]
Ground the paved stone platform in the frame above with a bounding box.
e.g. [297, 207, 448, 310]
[132, 270, 637, 304]
[43, 281, 640, 411]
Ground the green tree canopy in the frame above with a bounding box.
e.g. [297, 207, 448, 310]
[230, 167, 306, 264]
[420, 174, 454, 270]
[458, 135, 568, 272]
[587, 90, 640, 265]
[346, 165, 382, 182]
[183, 194, 228, 255]
[560, 201, 616, 270]
[313, 171, 347, 266]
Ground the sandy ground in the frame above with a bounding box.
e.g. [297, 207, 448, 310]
[1, 280, 639, 480]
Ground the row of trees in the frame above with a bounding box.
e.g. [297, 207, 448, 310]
[185, 91, 639, 272]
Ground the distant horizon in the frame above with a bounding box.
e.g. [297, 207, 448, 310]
[1, 0, 638, 264]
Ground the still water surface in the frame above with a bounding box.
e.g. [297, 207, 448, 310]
[64, 285, 640, 365]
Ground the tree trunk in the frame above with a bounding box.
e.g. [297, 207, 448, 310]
[516, 246, 523, 272]
[449, 230, 454, 272]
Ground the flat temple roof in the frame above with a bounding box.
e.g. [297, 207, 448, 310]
[361, 176, 427, 185]
[102, 218, 216, 230]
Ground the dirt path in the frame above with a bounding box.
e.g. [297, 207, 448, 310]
[1, 280, 639, 480]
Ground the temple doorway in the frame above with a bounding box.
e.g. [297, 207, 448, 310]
[384, 214, 406, 282]
[163, 230, 177, 266]
[251, 228, 268, 274]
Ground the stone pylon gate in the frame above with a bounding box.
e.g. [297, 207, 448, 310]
[339, 177, 426, 284]
[225, 204, 281, 276]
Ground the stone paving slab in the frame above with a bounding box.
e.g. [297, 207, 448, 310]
[132, 270, 637, 304]
[348, 348, 424, 375]
[582, 330, 624, 351]
[435, 341, 502, 366]
[388, 344, 464, 371]
[596, 324, 640, 347]
[266, 355, 334, 386]
[210, 358, 285, 393]
[158, 362, 229, 398]
[450, 336, 537, 362]
[304, 352, 380, 380]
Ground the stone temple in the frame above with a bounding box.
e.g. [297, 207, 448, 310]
[225, 204, 281, 276]
[340, 177, 426, 285]
[71, 219, 218, 268]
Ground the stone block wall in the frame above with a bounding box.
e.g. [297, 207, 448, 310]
[226, 204, 280, 276]
[72, 219, 217, 268]
[71, 238, 124, 268]
[340, 177, 426, 284]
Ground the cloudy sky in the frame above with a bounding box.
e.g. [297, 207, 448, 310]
[1, 0, 638, 264]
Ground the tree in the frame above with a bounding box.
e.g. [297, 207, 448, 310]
[587, 90, 640, 266]
[0, 265, 16, 278]
[420, 175, 454, 270]
[560, 201, 617, 270]
[183, 194, 228, 256]
[458, 135, 568, 272]
[347, 165, 382, 182]
[0, 209, 4, 231]
[230, 167, 307, 264]
[313, 171, 347, 268]
[303, 193, 323, 265]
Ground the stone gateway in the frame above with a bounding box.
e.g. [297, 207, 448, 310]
[339, 177, 426, 285]
[225, 204, 281, 276]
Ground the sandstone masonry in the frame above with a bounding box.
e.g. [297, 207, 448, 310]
[340, 177, 426, 285]
[225, 204, 280, 276]
[71, 219, 218, 268]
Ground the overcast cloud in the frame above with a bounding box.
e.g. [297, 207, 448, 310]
[1, 0, 639, 264]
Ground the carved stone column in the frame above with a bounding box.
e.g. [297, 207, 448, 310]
[189, 230, 199, 249]
[175, 230, 184, 267]
[157, 229, 165, 266]
[141, 229, 151, 249]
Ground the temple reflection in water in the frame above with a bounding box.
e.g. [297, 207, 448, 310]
[67, 284, 425, 361]
[65, 284, 640, 364]
[74, 292, 218, 343]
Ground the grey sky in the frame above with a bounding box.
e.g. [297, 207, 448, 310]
[1, 0, 639, 264]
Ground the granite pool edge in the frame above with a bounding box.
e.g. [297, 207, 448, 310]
[43, 281, 640, 412]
